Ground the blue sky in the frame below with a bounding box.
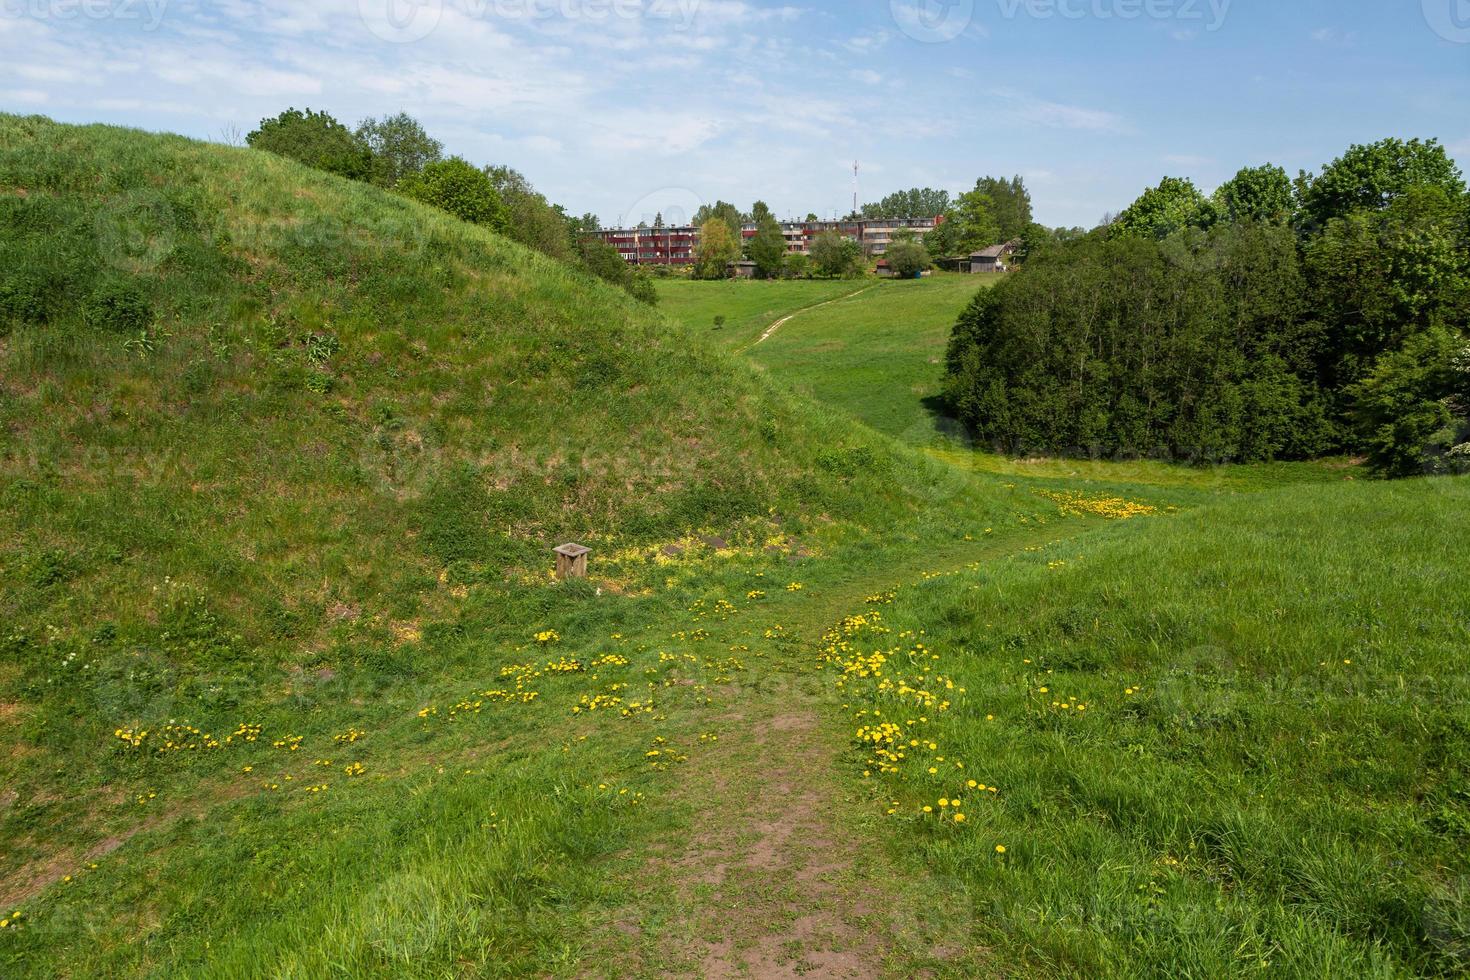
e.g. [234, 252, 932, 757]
[1, 0, 1467, 227]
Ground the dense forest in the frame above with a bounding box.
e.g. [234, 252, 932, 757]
[942, 139, 1470, 476]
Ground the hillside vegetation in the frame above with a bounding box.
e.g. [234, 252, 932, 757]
[945, 142, 1470, 473]
[2, 116, 1466, 980]
[0, 116, 1037, 974]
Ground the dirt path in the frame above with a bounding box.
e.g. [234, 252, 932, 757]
[582, 534, 1099, 977]
[745, 285, 876, 350]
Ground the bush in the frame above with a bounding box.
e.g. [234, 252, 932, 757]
[397, 157, 509, 232]
[82, 277, 153, 333]
[247, 107, 373, 181]
[943, 223, 1333, 461]
[1349, 328, 1470, 476]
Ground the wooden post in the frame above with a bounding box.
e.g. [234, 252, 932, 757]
[554, 543, 591, 580]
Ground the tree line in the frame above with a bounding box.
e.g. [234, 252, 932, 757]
[244, 107, 656, 305]
[683, 176, 1050, 281]
[942, 138, 1470, 477]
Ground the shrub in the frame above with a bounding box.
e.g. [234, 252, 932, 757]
[1349, 327, 1469, 476]
[82, 277, 153, 333]
[247, 107, 373, 181]
[943, 223, 1333, 461]
[397, 157, 509, 232]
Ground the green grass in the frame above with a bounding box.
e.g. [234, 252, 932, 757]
[653, 276, 869, 352]
[1, 115, 1465, 979]
[822, 477, 1470, 976]
[740, 273, 984, 443]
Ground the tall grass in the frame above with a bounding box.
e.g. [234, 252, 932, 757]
[822, 477, 1470, 976]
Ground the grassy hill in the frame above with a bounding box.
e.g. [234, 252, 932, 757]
[2, 116, 1466, 978]
[0, 116, 1034, 973]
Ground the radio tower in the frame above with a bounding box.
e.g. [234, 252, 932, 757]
[852, 160, 859, 218]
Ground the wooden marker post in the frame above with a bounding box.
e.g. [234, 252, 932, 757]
[554, 543, 591, 580]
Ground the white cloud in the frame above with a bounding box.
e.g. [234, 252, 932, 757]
[851, 68, 883, 85]
[998, 91, 1124, 133]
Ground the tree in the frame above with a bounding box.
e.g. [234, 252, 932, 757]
[950, 187, 1002, 253]
[1305, 185, 1470, 393]
[1111, 177, 1215, 240]
[654, 212, 665, 229]
[356, 113, 442, 188]
[885, 236, 930, 278]
[694, 218, 740, 279]
[750, 200, 776, 226]
[745, 213, 787, 279]
[1348, 327, 1469, 476]
[805, 212, 820, 223]
[1214, 164, 1294, 224]
[1299, 138, 1465, 229]
[971, 177, 1032, 241]
[247, 107, 372, 181]
[943, 223, 1332, 462]
[782, 253, 810, 279]
[485, 165, 574, 261]
[810, 230, 862, 278]
[575, 238, 657, 305]
[924, 215, 965, 257]
[692, 201, 744, 240]
[862, 188, 951, 219]
[397, 157, 509, 231]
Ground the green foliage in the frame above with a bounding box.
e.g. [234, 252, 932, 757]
[486, 165, 575, 262]
[1112, 176, 1216, 239]
[781, 252, 810, 279]
[1305, 185, 1470, 392]
[575, 237, 657, 305]
[944, 224, 1333, 461]
[356, 113, 443, 188]
[396, 156, 509, 232]
[883, 235, 930, 278]
[1348, 327, 1470, 476]
[1214, 164, 1295, 224]
[862, 187, 951, 220]
[948, 138, 1469, 475]
[694, 218, 740, 280]
[247, 107, 373, 181]
[809, 230, 862, 278]
[81, 277, 153, 333]
[692, 200, 744, 240]
[744, 213, 788, 279]
[1299, 137, 1465, 228]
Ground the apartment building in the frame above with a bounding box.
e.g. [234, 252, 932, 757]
[589, 216, 942, 267]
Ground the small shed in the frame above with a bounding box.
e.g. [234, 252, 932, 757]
[970, 240, 1021, 273]
[875, 259, 895, 279]
[728, 260, 757, 279]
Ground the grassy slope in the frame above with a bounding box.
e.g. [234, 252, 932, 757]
[3, 117, 1466, 979]
[0, 117, 1041, 974]
[822, 477, 1470, 977]
[653, 277, 868, 352]
[663, 274, 1352, 495]
[741, 273, 981, 442]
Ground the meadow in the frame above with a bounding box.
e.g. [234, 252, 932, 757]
[1, 117, 1466, 978]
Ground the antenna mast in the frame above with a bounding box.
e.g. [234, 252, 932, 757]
[852, 160, 859, 218]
